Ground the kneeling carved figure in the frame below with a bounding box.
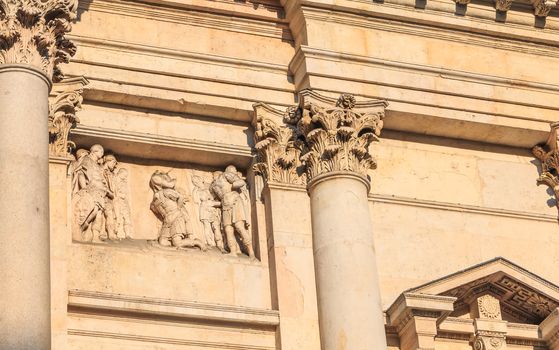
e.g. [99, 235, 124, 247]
[149, 171, 205, 250]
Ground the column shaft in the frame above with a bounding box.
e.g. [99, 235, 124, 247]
[0, 65, 51, 348]
[309, 172, 387, 350]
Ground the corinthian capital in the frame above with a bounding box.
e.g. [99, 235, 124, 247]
[48, 76, 88, 157]
[532, 0, 558, 16]
[533, 123, 559, 216]
[296, 90, 387, 183]
[0, 0, 78, 81]
[253, 103, 306, 186]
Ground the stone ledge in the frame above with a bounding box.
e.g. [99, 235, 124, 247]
[71, 125, 253, 167]
[68, 290, 280, 327]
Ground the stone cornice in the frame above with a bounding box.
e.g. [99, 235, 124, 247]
[0, 0, 78, 82]
[300, 3, 559, 50]
[369, 193, 557, 223]
[79, 0, 292, 42]
[72, 124, 253, 167]
[68, 289, 280, 327]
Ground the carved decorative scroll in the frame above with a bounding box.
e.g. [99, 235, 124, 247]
[296, 90, 387, 183]
[0, 0, 78, 81]
[253, 103, 306, 186]
[48, 76, 88, 157]
[473, 331, 506, 350]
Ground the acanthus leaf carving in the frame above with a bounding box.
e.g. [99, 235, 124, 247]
[48, 76, 88, 157]
[495, 0, 513, 11]
[532, 123, 559, 219]
[532, 0, 558, 16]
[0, 0, 78, 81]
[296, 91, 387, 183]
[253, 103, 306, 186]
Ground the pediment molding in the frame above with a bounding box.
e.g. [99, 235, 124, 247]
[406, 258, 559, 324]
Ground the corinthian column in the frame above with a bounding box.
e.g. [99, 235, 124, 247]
[298, 90, 387, 349]
[0, 0, 78, 347]
[253, 90, 388, 349]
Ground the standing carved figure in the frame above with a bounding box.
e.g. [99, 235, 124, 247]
[210, 166, 255, 258]
[72, 144, 115, 242]
[101, 154, 119, 241]
[192, 175, 225, 252]
[114, 168, 133, 239]
[149, 171, 205, 250]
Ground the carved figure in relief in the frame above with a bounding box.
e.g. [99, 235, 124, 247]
[114, 168, 133, 239]
[101, 154, 119, 241]
[192, 175, 225, 252]
[72, 144, 115, 242]
[149, 171, 205, 250]
[210, 166, 255, 258]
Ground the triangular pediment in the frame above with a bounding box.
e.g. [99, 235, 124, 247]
[407, 258, 559, 324]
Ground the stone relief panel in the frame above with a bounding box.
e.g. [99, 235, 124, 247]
[70, 144, 256, 259]
[71, 145, 131, 242]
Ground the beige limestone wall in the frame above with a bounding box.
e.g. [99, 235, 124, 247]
[369, 132, 559, 309]
[40, 0, 559, 348]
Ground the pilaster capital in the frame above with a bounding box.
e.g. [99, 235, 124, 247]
[252, 102, 307, 186]
[472, 319, 508, 350]
[295, 89, 387, 184]
[532, 0, 558, 16]
[48, 76, 88, 157]
[0, 0, 79, 82]
[495, 0, 513, 12]
[532, 122, 559, 216]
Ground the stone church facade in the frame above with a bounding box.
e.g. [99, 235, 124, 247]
[1, 0, 559, 348]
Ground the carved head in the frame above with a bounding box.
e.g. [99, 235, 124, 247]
[532, 145, 547, 162]
[104, 154, 118, 171]
[90, 144, 104, 160]
[75, 148, 89, 160]
[225, 165, 238, 174]
[283, 106, 302, 125]
[117, 168, 128, 180]
[149, 170, 176, 192]
[336, 94, 356, 110]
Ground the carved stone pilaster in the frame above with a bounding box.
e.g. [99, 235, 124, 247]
[48, 76, 87, 157]
[532, 0, 558, 16]
[252, 103, 306, 186]
[532, 123, 559, 216]
[0, 0, 78, 81]
[294, 90, 387, 184]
